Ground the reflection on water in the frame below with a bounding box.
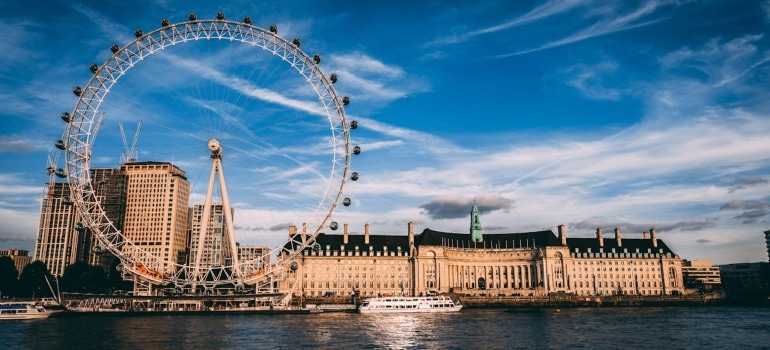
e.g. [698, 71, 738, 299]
[2, 307, 769, 349]
[364, 313, 463, 349]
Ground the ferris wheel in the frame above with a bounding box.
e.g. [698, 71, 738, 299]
[51, 13, 359, 292]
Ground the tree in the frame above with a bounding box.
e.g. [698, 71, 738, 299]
[108, 258, 132, 292]
[80, 266, 108, 293]
[17, 261, 53, 298]
[0, 256, 19, 298]
[61, 261, 89, 293]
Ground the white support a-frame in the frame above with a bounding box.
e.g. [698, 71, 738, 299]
[192, 139, 243, 291]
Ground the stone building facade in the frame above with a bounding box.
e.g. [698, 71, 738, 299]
[286, 204, 685, 298]
[283, 223, 413, 298]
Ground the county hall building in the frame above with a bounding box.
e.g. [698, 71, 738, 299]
[283, 204, 685, 298]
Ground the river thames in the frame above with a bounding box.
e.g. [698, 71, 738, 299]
[3, 306, 769, 349]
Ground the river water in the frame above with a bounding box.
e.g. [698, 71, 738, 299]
[3, 306, 769, 349]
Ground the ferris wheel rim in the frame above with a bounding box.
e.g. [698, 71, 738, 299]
[60, 15, 352, 289]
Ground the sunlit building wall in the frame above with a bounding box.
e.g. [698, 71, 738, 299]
[238, 245, 270, 275]
[281, 224, 412, 298]
[284, 213, 686, 298]
[120, 161, 190, 273]
[682, 260, 721, 288]
[189, 204, 232, 267]
[34, 181, 81, 277]
[0, 249, 31, 277]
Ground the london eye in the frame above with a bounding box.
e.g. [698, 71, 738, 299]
[49, 13, 359, 294]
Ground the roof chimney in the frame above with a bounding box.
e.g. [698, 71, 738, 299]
[289, 225, 297, 237]
[596, 227, 604, 247]
[650, 228, 658, 248]
[408, 222, 415, 254]
[643, 231, 650, 239]
[365, 223, 370, 245]
[614, 228, 622, 247]
[558, 224, 567, 246]
[343, 223, 349, 245]
[301, 223, 307, 245]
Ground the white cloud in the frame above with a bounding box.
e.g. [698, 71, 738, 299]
[500, 1, 671, 57]
[430, 0, 589, 45]
[328, 52, 429, 104]
[563, 61, 622, 100]
[660, 34, 770, 88]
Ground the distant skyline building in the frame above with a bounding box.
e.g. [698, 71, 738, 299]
[86, 167, 128, 272]
[189, 203, 233, 267]
[120, 161, 190, 273]
[238, 245, 270, 275]
[34, 181, 81, 276]
[718, 262, 770, 293]
[681, 260, 721, 289]
[0, 249, 31, 277]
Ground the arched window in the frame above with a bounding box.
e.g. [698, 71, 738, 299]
[669, 267, 678, 287]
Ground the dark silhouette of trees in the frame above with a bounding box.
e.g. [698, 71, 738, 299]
[81, 266, 108, 293]
[61, 261, 90, 292]
[5, 259, 128, 298]
[0, 256, 19, 298]
[17, 261, 53, 298]
[108, 259, 133, 292]
[61, 261, 110, 293]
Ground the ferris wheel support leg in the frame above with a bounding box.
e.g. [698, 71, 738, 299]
[192, 158, 218, 291]
[217, 163, 244, 286]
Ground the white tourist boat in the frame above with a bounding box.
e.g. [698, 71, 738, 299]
[358, 295, 462, 313]
[0, 302, 53, 320]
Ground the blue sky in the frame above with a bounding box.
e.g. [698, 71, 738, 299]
[1, 0, 769, 265]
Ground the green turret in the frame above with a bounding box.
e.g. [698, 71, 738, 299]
[470, 202, 483, 242]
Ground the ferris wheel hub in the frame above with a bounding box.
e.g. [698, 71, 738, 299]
[208, 138, 222, 156]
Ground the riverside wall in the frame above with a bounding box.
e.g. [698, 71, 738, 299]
[300, 291, 739, 308]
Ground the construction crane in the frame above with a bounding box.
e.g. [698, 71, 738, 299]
[119, 120, 142, 164]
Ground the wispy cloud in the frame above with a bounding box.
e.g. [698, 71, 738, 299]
[570, 217, 717, 233]
[563, 60, 622, 100]
[499, 1, 670, 57]
[661, 34, 770, 88]
[328, 52, 429, 104]
[726, 176, 769, 193]
[0, 20, 40, 66]
[352, 116, 464, 156]
[0, 134, 43, 153]
[71, 4, 133, 44]
[430, 0, 589, 46]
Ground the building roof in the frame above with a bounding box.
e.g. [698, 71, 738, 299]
[565, 237, 676, 255]
[306, 232, 410, 252]
[416, 228, 561, 248]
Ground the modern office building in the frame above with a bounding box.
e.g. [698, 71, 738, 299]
[120, 161, 190, 273]
[238, 245, 270, 275]
[0, 249, 31, 277]
[86, 167, 128, 272]
[718, 262, 770, 290]
[34, 181, 82, 276]
[189, 204, 233, 268]
[681, 260, 721, 289]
